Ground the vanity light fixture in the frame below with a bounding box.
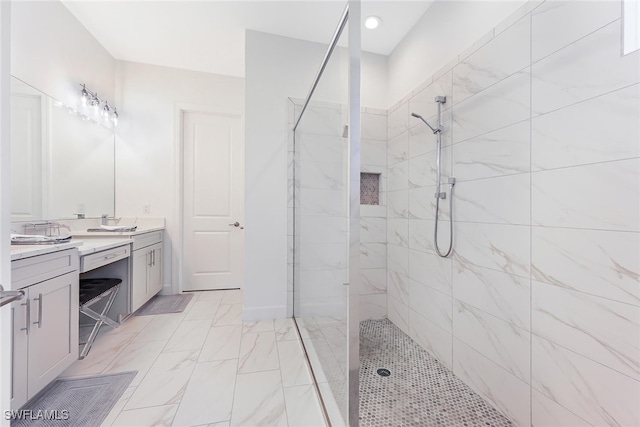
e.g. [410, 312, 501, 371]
[364, 16, 382, 30]
[79, 83, 120, 126]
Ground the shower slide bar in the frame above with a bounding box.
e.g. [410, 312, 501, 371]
[411, 96, 455, 258]
[293, 4, 349, 131]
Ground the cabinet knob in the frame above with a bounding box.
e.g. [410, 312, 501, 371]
[228, 222, 240, 227]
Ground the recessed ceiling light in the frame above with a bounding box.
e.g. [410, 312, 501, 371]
[364, 16, 382, 30]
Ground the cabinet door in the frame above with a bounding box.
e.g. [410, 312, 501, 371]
[148, 243, 163, 296]
[27, 272, 79, 399]
[10, 294, 29, 410]
[131, 249, 150, 313]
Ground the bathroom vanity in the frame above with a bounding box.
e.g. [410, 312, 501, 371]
[8, 225, 164, 410]
[10, 244, 80, 410]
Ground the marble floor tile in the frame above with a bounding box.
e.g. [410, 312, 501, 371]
[163, 319, 211, 352]
[238, 331, 279, 374]
[275, 318, 299, 341]
[283, 385, 327, 427]
[231, 370, 288, 427]
[242, 319, 275, 334]
[103, 340, 166, 386]
[106, 315, 154, 336]
[173, 359, 238, 426]
[213, 304, 243, 327]
[278, 340, 313, 388]
[125, 350, 199, 410]
[185, 299, 222, 321]
[132, 313, 184, 342]
[61, 332, 137, 378]
[199, 325, 243, 362]
[111, 404, 179, 427]
[221, 289, 243, 305]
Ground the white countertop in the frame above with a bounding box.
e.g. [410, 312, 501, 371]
[76, 237, 134, 256]
[11, 236, 136, 261]
[70, 226, 164, 237]
[11, 241, 83, 261]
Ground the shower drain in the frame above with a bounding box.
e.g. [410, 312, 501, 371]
[376, 368, 391, 377]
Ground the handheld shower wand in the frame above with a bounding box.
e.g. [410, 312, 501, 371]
[410, 112, 441, 134]
[411, 96, 455, 258]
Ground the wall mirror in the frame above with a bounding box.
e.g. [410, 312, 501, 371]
[10, 77, 115, 222]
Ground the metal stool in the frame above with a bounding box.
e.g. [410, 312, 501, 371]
[79, 278, 121, 359]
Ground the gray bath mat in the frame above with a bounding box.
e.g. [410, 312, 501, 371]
[11, 371, 136, 427]
[135, 293, 193, 316]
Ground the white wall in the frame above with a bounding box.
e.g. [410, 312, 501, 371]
[113, 60, 244, 294]
[244, 30, 387, 320]
[387, 0, 526, 105]
[11, 1, 115, 107]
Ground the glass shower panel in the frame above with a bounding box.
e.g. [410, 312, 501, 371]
[291, 24, 351, 426]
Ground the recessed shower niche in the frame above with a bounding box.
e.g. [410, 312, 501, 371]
[360, 172, 380, 205]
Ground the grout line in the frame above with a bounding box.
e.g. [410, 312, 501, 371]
[530, 17, 622, 66]
[529, 154, 640, 174]
[529, 9, 534, 422]
[531, 332, 640, 383]
[531, 81, 640, 119]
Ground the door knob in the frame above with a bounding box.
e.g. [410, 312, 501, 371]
[229, 222, 240, 227]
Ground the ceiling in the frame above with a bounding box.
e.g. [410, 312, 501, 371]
[61, 0, 434, 77]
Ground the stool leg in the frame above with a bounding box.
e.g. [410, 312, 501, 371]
[79, 286, 120, 359]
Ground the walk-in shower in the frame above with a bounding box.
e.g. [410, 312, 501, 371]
[411, 96, 455, 258]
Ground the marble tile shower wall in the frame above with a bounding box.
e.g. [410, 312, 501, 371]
[287, 102, 388, 322]
[385, 1, 640, 426]
[360, 108, 388, 321]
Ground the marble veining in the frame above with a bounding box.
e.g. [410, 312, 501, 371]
[453, 301, 530, 383]
[531, 158, 640, 232]
[452, 120, 530, 182]
[452, 71, 531, 144]
[453, 13, 530, 105]
[531, 20, 640, 116]
[531, 226, 640, 306]
[531, 335, 640, 426]
[387, 190, 409, 218]
[453, 261, 530, 330]
[453, 339, 531, 426]
[454, 222, 531, 278]
[532, 280, 640, 381]
[531, 84, 640, 171]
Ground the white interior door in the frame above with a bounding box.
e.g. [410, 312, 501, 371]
[183, 111, 243, 291]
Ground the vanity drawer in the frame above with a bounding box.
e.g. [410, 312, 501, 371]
[132, 231, 163, 251]
[81, 244, 130, 273]
[12, 249, 79, 289]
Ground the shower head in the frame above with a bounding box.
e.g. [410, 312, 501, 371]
[410, 112, 440, 134]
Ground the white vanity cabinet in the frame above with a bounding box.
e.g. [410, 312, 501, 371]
[10, 249, 79, 410]
[131, 231, 163, 312]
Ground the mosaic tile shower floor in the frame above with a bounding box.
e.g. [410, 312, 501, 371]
[359, 319, 513, 427]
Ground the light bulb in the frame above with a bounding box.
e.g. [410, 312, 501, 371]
[81, 85, 89, 106]
[364, 16, 381, 30]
